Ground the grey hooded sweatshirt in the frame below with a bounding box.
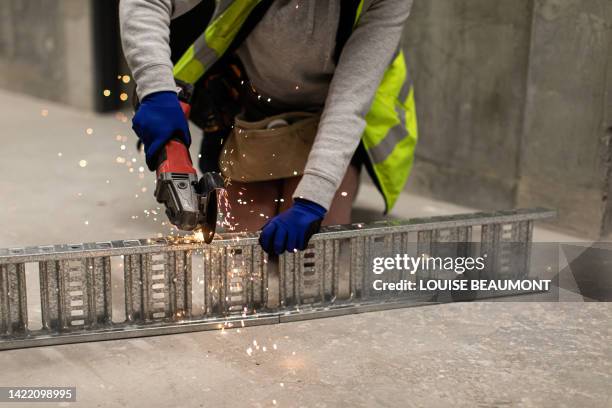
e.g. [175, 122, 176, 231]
[119, 0, 413, 210]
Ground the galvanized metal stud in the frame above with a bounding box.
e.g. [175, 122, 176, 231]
[0, 263, 27, 335]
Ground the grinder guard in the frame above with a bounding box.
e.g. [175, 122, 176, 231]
[154, 172, 224, 242]
[198, 172, 225, 243]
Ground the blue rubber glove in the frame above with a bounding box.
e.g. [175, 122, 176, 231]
[259, 199, 327, 255]
[132, 91, 191, 170]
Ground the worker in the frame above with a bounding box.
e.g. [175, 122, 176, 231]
[120, 0, 418, 255]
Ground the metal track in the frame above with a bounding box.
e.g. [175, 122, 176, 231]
[0, 208, 555, 350]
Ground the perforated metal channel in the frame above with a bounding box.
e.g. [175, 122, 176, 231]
[0, 208, 554, 350]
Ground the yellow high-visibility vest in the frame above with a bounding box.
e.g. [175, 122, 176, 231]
[173, 0, 418, 211]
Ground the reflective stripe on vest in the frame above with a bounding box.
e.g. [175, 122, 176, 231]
[174, 0, 261, 83]
[354, 0, 418, 211]
[173, 0, 418, 212]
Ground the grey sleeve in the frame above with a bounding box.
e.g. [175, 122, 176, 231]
[119, 0, 202, 100]
[293, 0, 413, 210]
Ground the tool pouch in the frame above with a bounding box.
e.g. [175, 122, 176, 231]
[219, 111, 320, 182]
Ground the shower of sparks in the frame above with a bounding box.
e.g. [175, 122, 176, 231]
[218, 188, 235, 231]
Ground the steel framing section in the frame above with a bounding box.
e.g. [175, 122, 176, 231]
[0, 208, 555, 350]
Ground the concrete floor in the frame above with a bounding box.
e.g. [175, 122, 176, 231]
[0, 90, 610, 407]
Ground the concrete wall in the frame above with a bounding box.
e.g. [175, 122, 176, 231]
[0, 0, 94, 110]
[518, 0, 612, 238]
[403, 0, 534, 210]
[404, 0, 612, 238]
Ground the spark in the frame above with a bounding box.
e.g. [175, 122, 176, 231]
[79, 160, 88, 168]
[193, 231, 205, 242]
[115, 112, 128, 122]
